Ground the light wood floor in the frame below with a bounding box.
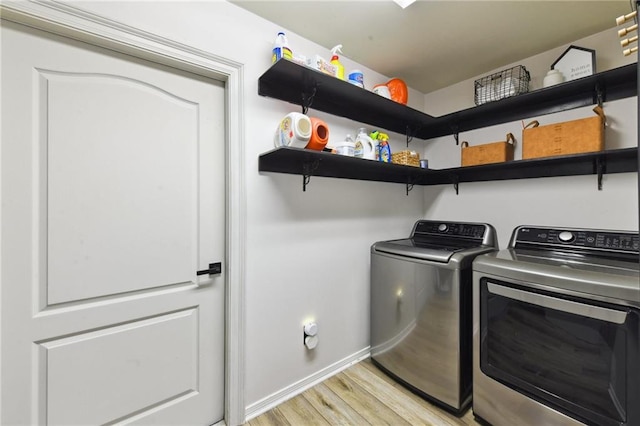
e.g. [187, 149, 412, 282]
[245, 359, 481, 426]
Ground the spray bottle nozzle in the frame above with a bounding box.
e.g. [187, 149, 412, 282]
[331, 44, 343, 57]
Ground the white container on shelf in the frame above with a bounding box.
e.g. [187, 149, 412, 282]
[274, 112, 311, 148]
[354, 128, 375, 160]
[333, 134, 356, 156]
[543, 69, 565, 88]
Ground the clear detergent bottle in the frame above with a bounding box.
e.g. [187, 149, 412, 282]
[272, 32, 293, 63]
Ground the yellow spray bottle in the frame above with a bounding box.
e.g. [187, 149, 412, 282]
[330, 45, 345, 80]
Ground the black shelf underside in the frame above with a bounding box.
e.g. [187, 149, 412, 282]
[258, 60, 637, 140]
[259, 147, 424, 184]
[259, 147, 638, 186]
[258, 59, 435, 137]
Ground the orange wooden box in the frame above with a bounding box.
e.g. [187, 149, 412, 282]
[522, 106, 605, 159]
[461, 133, 515, 166]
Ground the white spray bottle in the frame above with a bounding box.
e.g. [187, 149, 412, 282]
[330, 45, 345, 80]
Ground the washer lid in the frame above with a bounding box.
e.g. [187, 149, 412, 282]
[373, 237, 482, 262]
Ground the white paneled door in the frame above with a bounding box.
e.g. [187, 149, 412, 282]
[1, 21, 225, 425]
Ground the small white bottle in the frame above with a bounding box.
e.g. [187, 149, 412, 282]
[272, 32, 293, 63]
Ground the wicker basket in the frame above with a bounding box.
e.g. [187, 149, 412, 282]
[392, 150, 420, 167]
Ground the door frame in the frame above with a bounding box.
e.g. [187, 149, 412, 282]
[0, 1, 246, 424]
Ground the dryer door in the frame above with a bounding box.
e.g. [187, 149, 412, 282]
[480, 278, 639, 426]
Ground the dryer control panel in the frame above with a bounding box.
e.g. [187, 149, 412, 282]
[513, 226, 639, 257]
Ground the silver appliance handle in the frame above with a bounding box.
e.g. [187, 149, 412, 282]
[487, 282, 628, 324]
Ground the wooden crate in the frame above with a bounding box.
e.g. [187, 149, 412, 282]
[461, 133, 515, 166]
[522, 106, 605, 159]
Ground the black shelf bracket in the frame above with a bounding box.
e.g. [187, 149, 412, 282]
[301, 159, 320, 191]
[301, 83, 318, 115]
[405, 125, 421, 147]
[406, 125, 414, 147]
[596, 156, 605, 190]
[406, 182, 415, 196]
[595, 82, 604, 108]
[451, 124, 460, 145]
[453, 175, 460, 195]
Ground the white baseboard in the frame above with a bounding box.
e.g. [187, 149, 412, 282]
[244, 347, 371, 421]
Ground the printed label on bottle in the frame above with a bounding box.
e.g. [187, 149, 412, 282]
[354, 140, 363, 157]
[379, 145, 391, 162]
[273, 47, 293, 63]
[348, 72, 364, 84]
[276, 116, 293, 146]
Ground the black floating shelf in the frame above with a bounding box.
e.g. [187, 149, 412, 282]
[258, 59, 436, 137]
[258, 60, 637, 140]
[428, 64, 637, 139]
[259, 147, 424, 185]
[259, 147, 638, 190]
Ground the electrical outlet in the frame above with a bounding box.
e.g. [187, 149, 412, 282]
[303, 321, 318, 349]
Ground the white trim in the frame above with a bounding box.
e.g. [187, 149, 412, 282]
[244, 348, 371, 422]
[0, 1, 246, 425]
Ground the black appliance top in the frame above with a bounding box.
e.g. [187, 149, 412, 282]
[372, 220, 498, 263]
[474, 225, 640, 307]
[511, 226, 639, 263]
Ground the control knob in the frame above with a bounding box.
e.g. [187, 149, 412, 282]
[438, 224, 448, 232]
[558, 231, 575, 243]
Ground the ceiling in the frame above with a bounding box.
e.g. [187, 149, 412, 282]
[231, 1, 632, 93]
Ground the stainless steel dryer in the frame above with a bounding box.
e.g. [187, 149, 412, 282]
[473, 225, 640, 426]
[370, 220, 498, 415]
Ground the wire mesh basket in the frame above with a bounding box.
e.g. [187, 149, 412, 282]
[474, 65, 531, 105]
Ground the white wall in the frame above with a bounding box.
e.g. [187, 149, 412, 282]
[422, 29, 638, 247]
[66, 0, 426, 418]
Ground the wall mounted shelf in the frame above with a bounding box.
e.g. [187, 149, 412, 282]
[259, 147, 638, 192]
[258, 59, 436, 138]
[259, 60, 637, 193]
[258, 60, 637, 140]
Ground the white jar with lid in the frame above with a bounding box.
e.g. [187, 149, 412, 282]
[543, 69, 565, 88]
[333, 134, 355, 156]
